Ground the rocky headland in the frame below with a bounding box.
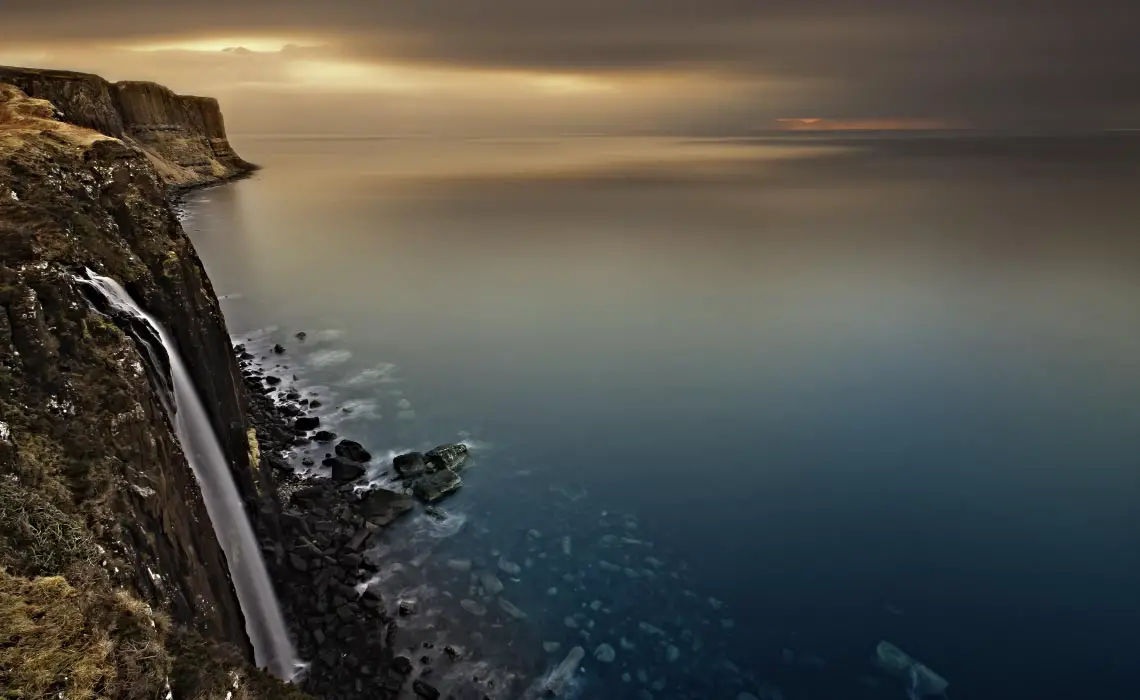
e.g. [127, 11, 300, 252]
[0, 67, 489, 700]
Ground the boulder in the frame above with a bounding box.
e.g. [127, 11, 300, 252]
[323, 456, 365, 483]
[412, 469, 462, 502]
[313, 430, 337, 443]
[356, 488, 414, 525]
[425, 443, 469, 472]
[272, 343, 285, 354]
[392, 655, 413, 675]
[335, 439, 372, 463]
[412, 680, 440, 700]
[294, 416, 320, 431]
[393, 451, 427, 478]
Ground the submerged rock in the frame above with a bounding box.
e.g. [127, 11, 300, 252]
[594, 643, 616, 663]
[543, 641, 562, 653]
[498, 598, 528, 619]
[446, 558, 473, 573]
[335, 438, 372, 463]
[460, 599, 487, 616]
[544, 646, 586, 697]
[874, 641, 949, 696]
[313, 429, 337, 443]
[478, 571, 505, 596]
[497, 557, 522, 576]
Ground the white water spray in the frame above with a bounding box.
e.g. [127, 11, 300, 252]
[80, 272, 297, 678]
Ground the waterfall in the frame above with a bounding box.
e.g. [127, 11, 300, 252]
[79, 271, 297, 679]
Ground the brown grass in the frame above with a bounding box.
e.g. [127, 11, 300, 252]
[0, 569, 170, 699]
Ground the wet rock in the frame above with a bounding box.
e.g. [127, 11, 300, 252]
[313, 430, 337, 443]
[398, 599, 416, 616]
[294, 416, 320, 431]
[301, 457, 315, 467]
[561, 536, 572, 556]
[296, 331, 307, 340]
[356, 488, 414, 525]
[425, 443, 469, 472]
[639, 622, 666, 637]
[543, 641, 562, 654]
[412, 469, 463, 502]
[594, 643, 616, 663]
[620, 637, 636, 651]
[335, 439, 372, 463]
[393, 655, 414, 674]
[265, 375, 282, 386]
[272, 343, 286, 354]
[290, 553, 309, 571]
[393, 451, 427, 477]
[444, 645, 462, 661]
[527, 528, 542, 539]
[309, 399, 322, 408]
[563, 616, 579, 629]
[324, 456, 366, 483]
[666, 644, 680, 663]
[412, 679, 441, 699]
[460, 599, 487, 616]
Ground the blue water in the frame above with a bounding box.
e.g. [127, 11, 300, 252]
[184, 135, 1140, 699]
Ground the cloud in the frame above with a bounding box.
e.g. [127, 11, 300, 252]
[2, 0, 1138, 129]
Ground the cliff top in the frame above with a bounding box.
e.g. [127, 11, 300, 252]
[0, 83, 110, 154]
[0, 65, 216, 103]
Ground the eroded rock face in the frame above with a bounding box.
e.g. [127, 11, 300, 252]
[0, 66, 256, 191]
[0, 79, 272, 675]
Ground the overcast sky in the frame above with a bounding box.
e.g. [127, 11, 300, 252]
[2, 0, 1137, 135]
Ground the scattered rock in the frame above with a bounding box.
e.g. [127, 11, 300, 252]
[294, 416, 320, 431]
[594, 643, 616, 663]
[398, 599, 416, 616]
[272, 343, 286, 354]
[543, 641, 562, 654]
[425, 443, 469, 472]
[459, 599, 487, 616]
[295, 331, 307, 340]
[478, 572, 504, 596]
[324, 456, 366, 483]
[412, 469, 462, 502]
[392, 656, 414, 674]
[313, 430, 337, 443]
[264, 375, 282, 386]
[393, 451, 427, 477]
[666, 645, 680, 663]
[446, 558, 473, 573]
[335, 439, 372, 463]
[412, 679, 440, 699]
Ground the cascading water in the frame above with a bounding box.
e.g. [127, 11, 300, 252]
[79, 271, 297, 679]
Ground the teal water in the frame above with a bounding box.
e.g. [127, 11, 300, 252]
[185, 134, 1140, 699]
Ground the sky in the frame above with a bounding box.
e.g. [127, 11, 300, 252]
[1, 0, 1137, 136]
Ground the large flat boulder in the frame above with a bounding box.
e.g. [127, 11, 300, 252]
[425, 443, 469, 472]
[412, 469, 463, 502]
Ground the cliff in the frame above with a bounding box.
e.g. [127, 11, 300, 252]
[0, 66, 256, 191]
[0, 80, 296, 697]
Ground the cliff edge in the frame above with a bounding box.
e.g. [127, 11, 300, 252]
[0, 79, 298, 697]
[0, 66, 256, 191]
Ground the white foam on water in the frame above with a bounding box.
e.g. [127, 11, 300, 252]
[310, 329, 345, 343]
[307, 349, 353, 368]
[345, 362, 399, 385]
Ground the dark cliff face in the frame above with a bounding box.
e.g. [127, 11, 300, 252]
[0, 80, 291, 695]
[0, 66, 256, 190]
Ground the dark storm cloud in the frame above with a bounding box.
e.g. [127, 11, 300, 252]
[4, 0, 1139, 127]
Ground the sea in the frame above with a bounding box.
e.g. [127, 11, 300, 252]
[180, 133, 1140, 700]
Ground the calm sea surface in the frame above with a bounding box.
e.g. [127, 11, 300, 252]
[183, 134, 1140, 700]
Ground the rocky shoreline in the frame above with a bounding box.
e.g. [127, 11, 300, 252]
[235, 337, 496, 700]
